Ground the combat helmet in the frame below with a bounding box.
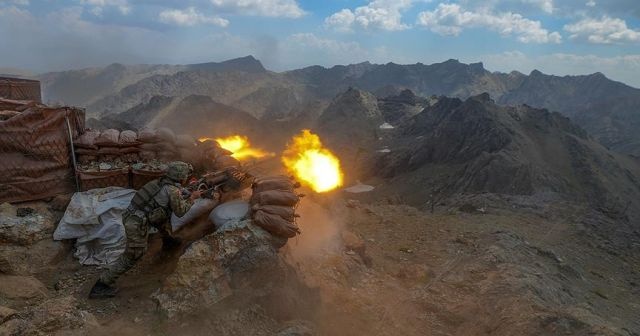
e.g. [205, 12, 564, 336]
[166, 161, 193, 182]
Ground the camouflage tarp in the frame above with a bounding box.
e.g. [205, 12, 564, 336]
[0, 77, 42, 103]
[0, 98, 84, 203]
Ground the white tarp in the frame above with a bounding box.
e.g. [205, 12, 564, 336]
[54, 187, 135, 266]
[170, 198, 218, 232]
[209, 200, 250, 230]
[344, 182, 375, 193]
[55, 187, 229, 266]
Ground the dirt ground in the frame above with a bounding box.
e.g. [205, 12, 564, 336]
[5, 188, 640, 336]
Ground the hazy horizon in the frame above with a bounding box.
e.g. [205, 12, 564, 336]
[1, 1, 639, 86]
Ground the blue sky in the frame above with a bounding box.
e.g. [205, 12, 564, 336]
[1, 0, 640, 87]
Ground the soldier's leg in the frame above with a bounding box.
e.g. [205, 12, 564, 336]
[90, 213, 148, 298]
[98, 246, 145, 285]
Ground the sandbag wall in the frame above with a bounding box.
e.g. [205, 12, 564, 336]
[73, 127, 242, 191]
[250, 176, 302, 238]
[0, 98, 84, 203]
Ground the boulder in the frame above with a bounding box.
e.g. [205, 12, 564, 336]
[0, 203, 56, 246]
[0, 306, 16, 324]
[153, 219, 283, 317]
[1, 296, 101, 335]
[0, 275, 48, 301]
[25, 296, 99, 334]
[0, 239, 66, 275]
[153, 219, 316, 320]
[0, 318, 31, 336]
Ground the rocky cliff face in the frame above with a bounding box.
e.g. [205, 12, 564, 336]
[374, 94, 640, 222]
[40, 57, 640, 156]
[39, 63, 185, 108]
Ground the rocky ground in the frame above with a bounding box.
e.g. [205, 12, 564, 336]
[1, 188, 639, 336]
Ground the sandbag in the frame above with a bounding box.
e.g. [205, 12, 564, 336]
[74, 130, 101, 149]
[95, 129, 120, 146]
[252, 204, 296, 221]
[140, 142, 160, 152]
[97, 147, 121, 155]
[253, 210, 300, 238]
[209, 200, 250, 230]
[176, 134, 196, 148]
[157, 151, 179, 161]
[253, 178, 300, 194]
[171, 198, 218, 232]
[119, 130, 138, 144]
[178, 147, 198, 163]
[216, 155, 240, 169]
[119, 146, 140, 154]
[251, 190, 299, 207]
[139, 150, 156, 161]
[157, 142, 177, 153]
[156, 127, 176, 144]
[75, 148, 99, 156]
[213, 147, 234, 158]
[138, 128, 158, 143]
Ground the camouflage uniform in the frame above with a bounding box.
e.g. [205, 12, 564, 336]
[98, 166, 194, 286]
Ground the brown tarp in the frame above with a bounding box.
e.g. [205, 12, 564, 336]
[0, 99, 84, 203]
[0, 77, 42, 103]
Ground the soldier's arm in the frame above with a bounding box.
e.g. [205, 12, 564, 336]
[167, 186, 194, 218]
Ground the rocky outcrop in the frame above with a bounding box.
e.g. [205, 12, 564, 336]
[0, 296, 100, 336]
[317, 87, 383, 150]
[377, 89, 429, 124]
[0, 203, 56, 246]
[0, 275, 48, 302]
[153, 219, 315, 320]
[374, 94, 640, 222]
[0, 203, 65, 276]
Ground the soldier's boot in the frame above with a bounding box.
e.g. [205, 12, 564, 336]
[161, 235, 182, 250]
[88, 280, 118, 299]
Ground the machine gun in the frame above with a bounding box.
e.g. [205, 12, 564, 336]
[183, 167, 254, 200]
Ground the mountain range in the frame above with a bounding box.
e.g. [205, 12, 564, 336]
[33, 56, 640, 157]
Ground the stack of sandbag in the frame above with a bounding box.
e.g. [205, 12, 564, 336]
[74, 130, 101, 164]
[138, 127, 181, 162]
[74, 129, 141, 164]
[95, 129, 141, 163]
[250, 176, 302, 238]
[175, 134, 198, 163]
[191, 140, 240, 172]
[117, 130, 141, 162]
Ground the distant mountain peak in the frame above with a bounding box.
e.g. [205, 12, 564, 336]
[188, 55, 266, 73]
[470, 92, 493, 103]
[529, 69, 544, 76]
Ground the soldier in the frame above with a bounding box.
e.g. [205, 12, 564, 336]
[89, 161, 202, 299]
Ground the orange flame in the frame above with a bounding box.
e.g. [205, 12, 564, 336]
[199, 135, 274, 161]
[282, 129, 343, 193]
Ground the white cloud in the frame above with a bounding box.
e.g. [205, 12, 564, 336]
[325, 0, 413, 32]
[280, 33, 406, 69]
[564, 16, 640, 44]
[2, 0, 29, 6]
[210, 0, 305, 18]
[483, 51, 640, 88]
[287, 33, 367, 57]
[524, 0, 553, 13]
[79, 0, 130, 15]
[159, 7, 229, 27]
[417, 3, 562, 43]
[586, 0, 596, 7]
